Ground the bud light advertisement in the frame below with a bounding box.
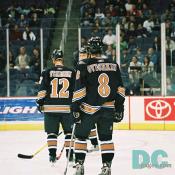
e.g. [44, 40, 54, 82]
[0, 98, 44, 121]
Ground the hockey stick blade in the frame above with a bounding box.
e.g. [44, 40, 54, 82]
[17, 154, 33, 159]
[17, 131, 63, 159]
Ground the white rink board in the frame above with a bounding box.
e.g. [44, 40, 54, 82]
[0, 130, 175, 175]
[1, 96, 175, 131]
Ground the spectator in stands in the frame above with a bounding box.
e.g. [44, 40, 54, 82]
[166, 36, 175, 51]
[14, 46, 31, 70]
[81, 11, 94, 26]
[152, 36, 161, 52]
[141, 56, 154, 75]
[0, 51, 6, 73]
[30, 47, 40, 74]
[142, 3, 151, 18]
[114, 0, 126, 16]
[108, 4, 117, 17]
[161, 9, 172, 22]
[28, 5, 37, 18]
[94, 8, 105, 20]
[121, 16, 129, 30]
[120, 35, 128, 52]
[17, 14, 28, 28]
[143, 16, 154, 33]
[105, 45, 114, 60]
[10, 24, 22, 41]
[167, 77, 175, 95]
[81, 36, 88, 47]
[147, 48, 158, 65]
[135, 0, 145, 11]
[165, 19, 173, 36]
[94, 18, 102, 32]
[6, 5, 17, 19]
[102, 29, 116, 46]
[126, 22, 137, 40]
[128, 36, 138, 54]
[125, 0, 135, 15]
[80, 0, 91, 18]
[101, 11, 113, 27]
[136, 23, 149, 38]
[128, 55, 142, 82]
[44, 4, 56, 16]
[29, 13, 40, 27]
[28, 5, 43, 18]
[165, 36, 175, 66]
[9, 50, 15, 68]
[129, 15, 137, 25]
[23, 26, 36, 41]
[120, 48, 130, 73]
[135, 47, 144, 62]
[121, 16, 130, 30]
[91, 26, 102, 37]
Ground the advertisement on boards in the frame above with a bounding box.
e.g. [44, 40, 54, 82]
[0, 98, 43, 121]
[144, 98, 175, 121]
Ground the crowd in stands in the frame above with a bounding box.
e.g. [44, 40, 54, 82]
[78, 0, 175, 95]
[1, 0, 175, 97]
[0, 0, 59, 96]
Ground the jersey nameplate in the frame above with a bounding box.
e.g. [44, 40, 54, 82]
[50, 71, 72, 78]
[87, 63, 117, 73]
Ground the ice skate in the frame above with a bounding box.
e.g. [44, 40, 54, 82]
[98, 163, 111, 175]
[74, 161, 84, 175]
[49, 155, 57, 166]
[87, 145, 99, 153]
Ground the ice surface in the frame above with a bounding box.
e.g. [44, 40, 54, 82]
[0, 130, 174, 175]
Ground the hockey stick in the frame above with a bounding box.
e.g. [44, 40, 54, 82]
[17, 131, 63, 159]
[64, 123, 76, 175]
[56, 144, 65, 160]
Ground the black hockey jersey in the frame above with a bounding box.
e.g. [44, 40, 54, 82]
[72, 57, 125, 114]
[37, 65, 75, 113]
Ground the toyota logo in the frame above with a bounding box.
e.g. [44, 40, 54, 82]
[146, 100, 171, 119]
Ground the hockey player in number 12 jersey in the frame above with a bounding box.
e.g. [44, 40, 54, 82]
[36, 49, 75, 164]
[72, 37, 125, 175]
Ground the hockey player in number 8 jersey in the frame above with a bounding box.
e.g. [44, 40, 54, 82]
[75, 46, 100, 154]
[72, 37, 125, 175]
[36, 49, 76, 164]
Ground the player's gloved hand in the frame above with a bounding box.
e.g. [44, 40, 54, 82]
[113, 104, 124, 123]
[73, 112, 81, 124]
[36, 104, 43, 113]
[36, 98, 44, 113]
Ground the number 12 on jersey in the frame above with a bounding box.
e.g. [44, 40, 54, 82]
[50, 78, 70, 98]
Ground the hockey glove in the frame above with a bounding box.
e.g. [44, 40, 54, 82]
[73, 112, 81, 124]
[116, 93, 125, 105]
[36, 98, 44, 113]
[113, 104, 124, 123]
[36, 104, 43, 113]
